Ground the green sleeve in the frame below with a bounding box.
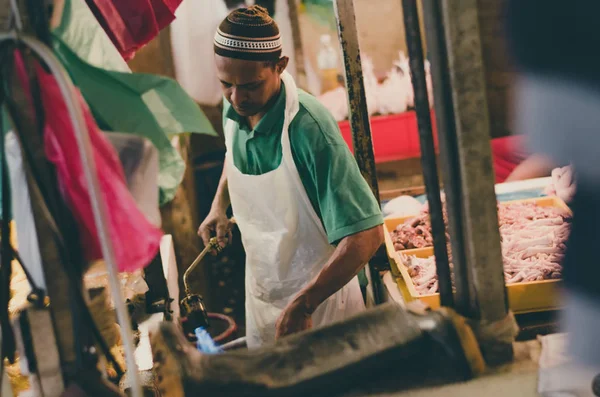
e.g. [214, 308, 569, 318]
[290, 109, 383, 244]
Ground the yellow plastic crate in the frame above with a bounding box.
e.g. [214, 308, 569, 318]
[384, 196, 570, 313]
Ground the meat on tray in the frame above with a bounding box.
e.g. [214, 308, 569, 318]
[390, 213, 451, 251]
[393, 202, 572, 294]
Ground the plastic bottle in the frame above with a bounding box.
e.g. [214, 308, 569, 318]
[317, 34, 340, 94]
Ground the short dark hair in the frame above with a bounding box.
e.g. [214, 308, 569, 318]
[263, 60, 279, 69]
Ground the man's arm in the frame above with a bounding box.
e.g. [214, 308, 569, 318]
[198, 165, 233, 250]
[275, 225, 383, 338]
[505, 153, 556, 182]
[277, 101, 385, 337]
[212, 165, 231, 212]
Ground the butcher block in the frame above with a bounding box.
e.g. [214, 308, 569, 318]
[383, 196, 571, 314]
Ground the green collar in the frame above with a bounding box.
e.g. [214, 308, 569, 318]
[225, 83, 286, 134]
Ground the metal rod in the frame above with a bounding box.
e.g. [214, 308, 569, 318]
[183, 237, 221, 296]
[402, 0, 453, 307]
[421, 0, 474, 316]
[333, 0, 385, 305]
[8, 0, 23, 31]
[0, 33, 143, 397]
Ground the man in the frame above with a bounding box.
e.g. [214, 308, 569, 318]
[506, 0, 600, 371]
[489, 134, 555, 183]
[198, 6, 384, 348]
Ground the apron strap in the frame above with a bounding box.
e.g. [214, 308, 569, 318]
[279, 72, 329, 241]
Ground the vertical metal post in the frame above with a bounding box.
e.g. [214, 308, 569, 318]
[421, 0, 474, 316]
[333, 0, 384, 304]
[286, 0, 308, 90]
[332, 0, 379, 197]
[422, 0, 513, 364]
[437, 0, 508, 323]
[402, 0, 453, 308]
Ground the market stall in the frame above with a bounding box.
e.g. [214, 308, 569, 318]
[0, 0, 596, 396]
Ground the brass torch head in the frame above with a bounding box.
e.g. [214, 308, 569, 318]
[180, 236, 226, 332]
[209, 237, 224, 254]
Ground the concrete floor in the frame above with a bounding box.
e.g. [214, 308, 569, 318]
[377, 370, 538, 397]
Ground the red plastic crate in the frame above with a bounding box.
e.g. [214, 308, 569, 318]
[338, 110, 438, 163]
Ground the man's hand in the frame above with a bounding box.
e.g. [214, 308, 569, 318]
[275, 294, 313, 339]
[551, 165, 576, 204]
[274, 225, 383, 339]
[197, 211, 233, 254]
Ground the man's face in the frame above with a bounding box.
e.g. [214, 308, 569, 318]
[215, 55, 287, 117]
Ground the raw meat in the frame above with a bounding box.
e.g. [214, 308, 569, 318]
[389, 199, 449, 250]
[394, 202, 572, 294]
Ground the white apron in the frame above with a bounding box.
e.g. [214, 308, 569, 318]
[225, 72, 365, 348]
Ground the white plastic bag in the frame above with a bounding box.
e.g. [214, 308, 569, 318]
[394, 51, 434, 109]
[395, 53, 414, 108]
[274, 0, 297, 79]
[377, 64, 409, 115]
[104, 132, 161, 227]
[382, 195, 423, 218]
[317, 86, 348, 122]
[170, 0, 229, 106]
[5, 132, 46, 291]
[317, 54, 381, 119]
[361, 55, 379, 116]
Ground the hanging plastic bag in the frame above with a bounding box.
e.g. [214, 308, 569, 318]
[395, 51, 434, 109]
[84, 0, 183, 61]
[170, 0, 228, 105]
[274, 0, 298, 81]
[16, 57, 163, 272]
[51, 32, 216, 204]
[317, 86, 348, 122]
[51, 0, 131, 73]
[84, 0, 156, 61]
[377, 65, 409, 115]
[104, 132, 161, 227]
[361, 55, 379, 116]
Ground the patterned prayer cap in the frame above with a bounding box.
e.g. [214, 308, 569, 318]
[214, 5, 283, 62]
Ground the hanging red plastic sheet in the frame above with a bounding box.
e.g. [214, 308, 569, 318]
[14, 52, 163, 272]
[150, 0, 182, 27]
[85, 0, 183, 60]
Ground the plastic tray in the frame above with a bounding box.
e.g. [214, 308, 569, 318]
[383, 196, 571, 313]
[338, 110, 438, 163]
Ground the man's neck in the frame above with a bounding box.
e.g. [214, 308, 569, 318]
[245, 80, 282, 130]
[246, 113, 265, 130]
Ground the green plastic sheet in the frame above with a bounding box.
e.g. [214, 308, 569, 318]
[51, 0, 216, 205]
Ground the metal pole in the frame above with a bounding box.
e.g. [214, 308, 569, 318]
[333, 0, 384, 305]
[421, 0, 474, 316]
[286, 0, 308, 90]
[332, 0, 379, 197]
[437, 0, 508, 323]
[0, 33, 143, 397]
[425, 0, 513, 364]
[402, 0, 453, 308]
